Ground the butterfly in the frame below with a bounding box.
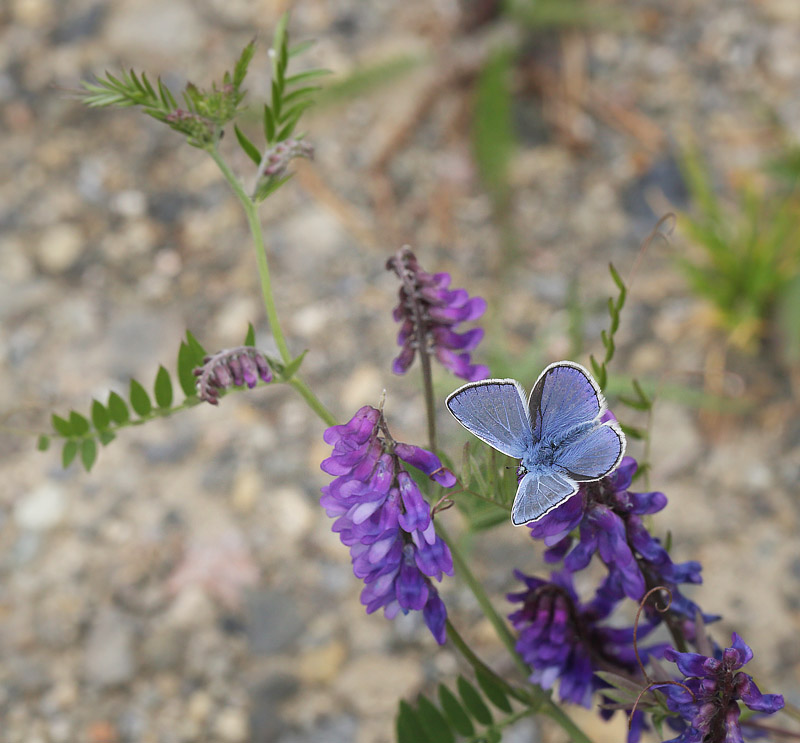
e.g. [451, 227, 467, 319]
[446, 361, 625, 526]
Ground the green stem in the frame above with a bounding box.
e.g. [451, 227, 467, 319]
[208, 144, 291, 364]
[437, 522, 525, 675]
[209, 143, 336, 428]
[438, 523, 595, 743]
[289, 377, 337, 427]
[445, 619, 530, 705]
[419, 352, 437, 452]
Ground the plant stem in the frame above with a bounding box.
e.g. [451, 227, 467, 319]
[290, 377, 337, 427]
[445, 619, 530, 705]
[209, 143, 336, 427]
[437, 522, 524, 674]
[438, 522, 594, 743]
[208, 145, 291, 364]
[419, 351, 437, 452]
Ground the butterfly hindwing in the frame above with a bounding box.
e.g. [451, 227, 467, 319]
[554, 421, 625, 481]
[528, 362, 604, 443]
[511, 470, 577, 526]
[446, 380, 532, 459]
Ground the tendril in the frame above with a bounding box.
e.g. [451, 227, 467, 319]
[633, 586, 673, 683]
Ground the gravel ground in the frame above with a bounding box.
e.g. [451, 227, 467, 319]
[2, 0, 800, 741]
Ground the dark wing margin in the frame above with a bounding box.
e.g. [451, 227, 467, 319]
[511, 471, 578, 525]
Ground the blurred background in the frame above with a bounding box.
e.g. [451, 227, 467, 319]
[2, 0, 800, 741]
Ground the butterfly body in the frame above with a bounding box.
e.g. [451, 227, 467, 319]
[446, 362, 625, 525]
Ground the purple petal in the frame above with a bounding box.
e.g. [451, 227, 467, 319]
[394, 443, 456, 487]
[664, 648, 719, 678]
[730, 633, 754, 667]
[723, 701, 744, 743]
[423, 590, 447, 645]
[734, 673, 784, 713]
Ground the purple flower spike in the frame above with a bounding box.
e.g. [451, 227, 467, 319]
[661, 634, 784, 743]
[320, 405, 456, 644]
[508, 570, 666, 713]
[387, 246, 489, 381]
[529, 456, 717, 625]
[194, 346, 273, 405]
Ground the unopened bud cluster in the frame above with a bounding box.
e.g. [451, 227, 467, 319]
[194, 346, 273, 405]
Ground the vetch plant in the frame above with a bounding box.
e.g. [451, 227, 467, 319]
[17, 14, 798, 743]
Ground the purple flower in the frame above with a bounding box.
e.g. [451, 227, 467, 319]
[508, 570, 666, 710]
[660, 633, 784, 743]
[320, 406, 456, 644]
[194, 346, 273, 405]
[386, 246, 489, 381]
[528, 457, 713, 623]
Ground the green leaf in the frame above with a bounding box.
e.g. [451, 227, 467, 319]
[396, 700, 431, 743]
[107, 391, 130, 424]
[485, 728, 502, 743]
[317, 54, 422, 105]
[254, 173, 293, 202]
[98, 430, 116, 446]
[244, 322, 256, 346]
[276, 115, 303, 142]
[69, 411, 90, 435]
[263, 104, 276, 144]
[62, 440, 78, 468]
[177, 341, 199, 398]
[416, 696, 454, 743]
[81, 438, 97, 471]
[438, 684, 474, 737]
[271, 13, 289, 75]
[154, 365, 173, 408]
[37, 435, 51, 451]
[279, 349, 307, 380]
[234, 124, 262, 165]
[91, 399, 110, 430]
[233, 38, 256, 91]
[457, 676, 493, 726]
[618, 394, 651, 411]
[283, 69, 333, 87]
[619, 423, 645, 440]
[473, 46, 514, 207]
[185, 329, 207, 363]
[476, 669, 513, 713]
[129, 378, 153, 417]
[288, 39, 315, 57]
[281, 85, 320, 106]
[51, 413, 72, 437]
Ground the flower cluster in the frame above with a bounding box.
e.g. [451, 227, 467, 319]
[320, 405, 456, 644]
[508, 570, 666, 709]
[194, 346, 273, 404]
[528, 457, 713, 623]
[386, 246, 489, 381]
[259, 138, 314, 180]
[661, 633, 784, 743]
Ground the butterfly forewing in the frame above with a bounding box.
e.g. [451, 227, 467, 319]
[446, 380, 532, 459]
[554, 423, 625, 481]
[528, 362, 604, 443]
[511, 471, 577, 525]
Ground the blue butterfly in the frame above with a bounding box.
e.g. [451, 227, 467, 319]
[446, 361, 625, 526]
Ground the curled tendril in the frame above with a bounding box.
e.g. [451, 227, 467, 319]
[633, 586, 674, 683]
[628, 679, 696, 731]
[431, 496, 455, 517]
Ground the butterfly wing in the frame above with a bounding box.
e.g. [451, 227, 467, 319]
[511, 470, 578, 525]
[446, 379, 532, 459]
[528, 362, 605, 443]
[554, 422, 625, 482]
